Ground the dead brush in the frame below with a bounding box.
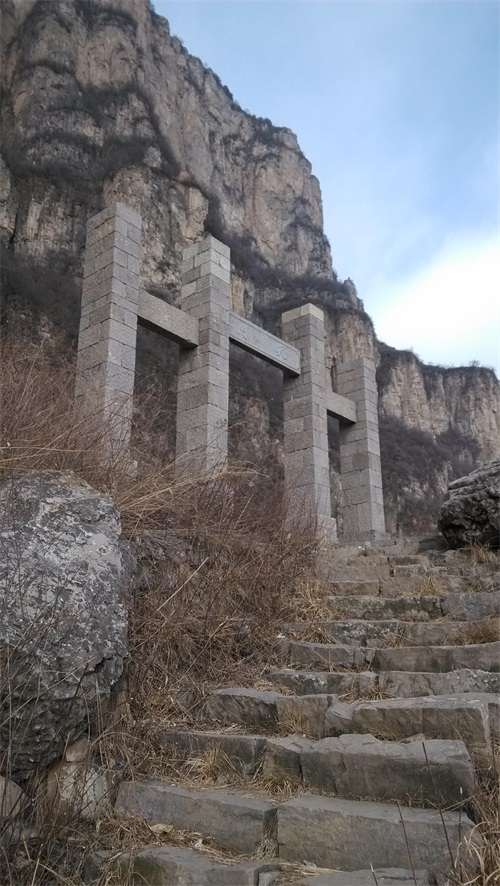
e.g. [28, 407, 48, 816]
[180, 745, 244, 788]
[385, 627, 407, 648]
[412, 575, 440, 596]
[430, 744, 500, 886]
[339, 684, 392, 703]
[0, 334, 195, 530]
[453, 617, 500, 646]
[125, 471, 318, 743]
[292, 579, 334, 623]
[462, 544, 500, 567]
[254, 776, 304, 802]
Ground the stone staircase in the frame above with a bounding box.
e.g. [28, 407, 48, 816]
[86, 541, 499, 885]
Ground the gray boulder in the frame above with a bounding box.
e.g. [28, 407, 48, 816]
[438, 458, 500, 548]
[0, 471, 133, 781]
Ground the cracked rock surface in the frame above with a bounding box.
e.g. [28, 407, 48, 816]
[0, 470, 134, 781]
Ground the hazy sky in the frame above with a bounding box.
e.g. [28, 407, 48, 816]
[155, 0, 499, 377]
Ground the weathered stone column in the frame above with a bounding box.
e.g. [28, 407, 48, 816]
[337, 357, 386, 540]
[282, 304, 336, 540]
[176, 235, 230, 474]
[75, 203, 141, 456]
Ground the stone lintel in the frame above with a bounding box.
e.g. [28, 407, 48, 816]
[326, 390, 357, 424]
[138, 290, 199, 348]
[229, 312, 300, 376]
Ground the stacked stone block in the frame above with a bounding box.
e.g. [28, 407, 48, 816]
[75, 203, 141, 455]
[176, 236, 231, 474]
[337, 357, 386, 539]
[282, 305, 336, 540]
[74, 204, 387, 541]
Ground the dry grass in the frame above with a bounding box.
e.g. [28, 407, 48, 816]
[463, 545, 500, 567]
[165, 744, 249, 791]
[412, 575, 441, 595]
[453, 618, 500, 646]
[292, 579, 334, 623]
[125, 474, 317, 737]
[339, 684, 392, 703]
[447, 745, 500, 886]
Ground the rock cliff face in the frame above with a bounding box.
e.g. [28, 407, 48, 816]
[0, 0, 335, 300]
[377, 346, 499, 534]
[1, 0, 499, 534]
[378, 347, 499, 462]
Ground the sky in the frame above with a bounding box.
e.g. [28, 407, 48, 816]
[154, 0, 500, 377]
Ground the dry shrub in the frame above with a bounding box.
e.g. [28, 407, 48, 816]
[454, 618, 500, 646]
[0, 334, 127, 487]
[0, 335, 187, 517]
[448, 746, 500, 886]
[126, 470, 317, 747]
[463, 545, 500, 567]
[291, 579, 334, 623]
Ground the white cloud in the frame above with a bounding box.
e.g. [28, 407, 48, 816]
[370, 233, 500, 376]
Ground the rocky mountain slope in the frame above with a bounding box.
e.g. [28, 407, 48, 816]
[1, 0, 499, 534]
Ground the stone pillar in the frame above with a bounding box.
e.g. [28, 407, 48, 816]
[282, 304, 336, 540]
[337, 357, 386, 540]
[75, 203, 141, 456]
[176, 235, 230, 474]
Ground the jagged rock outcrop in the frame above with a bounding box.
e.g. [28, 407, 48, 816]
[0, 471, 133, 781]
[438, 459, 500, 548]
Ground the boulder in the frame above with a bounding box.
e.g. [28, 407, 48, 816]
[0, 471, 134, 781]
[438, 458, 500, 548]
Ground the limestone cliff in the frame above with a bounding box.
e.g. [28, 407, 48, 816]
[0, 0, 337, 301]
[1, 0, 499, 534]
[377, 345, 500, 534]
[378, 346, 499, 462]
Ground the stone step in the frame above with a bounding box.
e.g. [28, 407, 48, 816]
[328, 563, 392, 582]
[277, 795, 476, 880]
[442, 590, 500, 620]
[281, 640, 500, 674]
[113, 782, 476, 883]
[284, 617, 498, 647]
[329, 579, 380, 596]
[269, 668, 376, 696]
[328, 562, 498, 593]
[330, 574, 496, 598]
[269, 667, 500, 699]
[204, 688, 281, 732]
[156, 727, 475, 810]
[372, 640, 500, 673]
[326, 595, 443, 620]
[285, 869, 431, 886]
[325, 692, 499, 762]
[263, 734, 475, 807]
[378, 574, 470, 596]
[205, 687, 500, 755]
[85, 848, 279, 885]
[205, 688, 333, 739]
[115, 781, 277, 855]
[327, 590, 500, 620]
[282, 638, 500, 673]
[85, 848, 432, 886]
[378, 668, 500, 698]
